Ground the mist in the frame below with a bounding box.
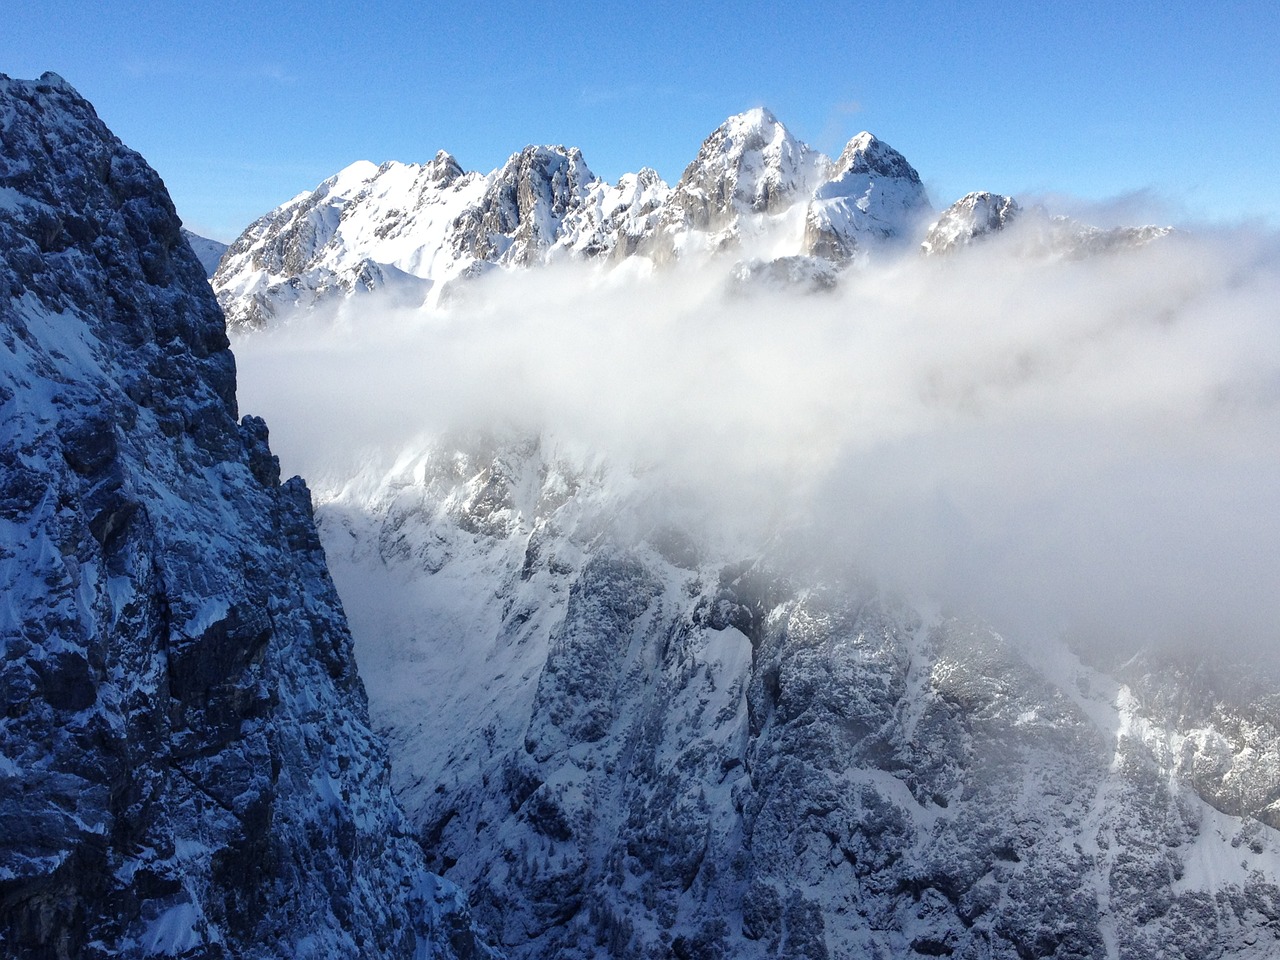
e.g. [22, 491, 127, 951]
[232, 229, 1280, 661]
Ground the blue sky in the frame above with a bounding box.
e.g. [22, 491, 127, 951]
[4, 0, 1276, 241]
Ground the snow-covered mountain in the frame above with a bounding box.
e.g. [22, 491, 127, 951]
[10, 67, 1248, 960]
[206, 99, 1254, 959]
[640, 107, 827, 263]
[181, 227, 229, 277]
[922, 191, 1172, 257]
[308, 431, 1280, 960]
[211, 110, 935, 328]
[802, 132, 932, 262]
[212, 108, 1175, 330]
[0, 73, 494, 959]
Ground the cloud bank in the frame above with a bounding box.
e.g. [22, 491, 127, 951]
[232, 230, 1280, 660]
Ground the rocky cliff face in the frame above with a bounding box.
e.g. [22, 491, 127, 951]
[0, 72, 494, 960]
[313, 434, 1280, 960]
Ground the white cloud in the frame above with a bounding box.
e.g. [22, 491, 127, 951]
[232, 228, 1280, 660]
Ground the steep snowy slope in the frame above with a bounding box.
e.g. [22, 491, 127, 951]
[306, 432, 1280, 960]
[0, 73, 494, 959]
[214, 153, 492, 328]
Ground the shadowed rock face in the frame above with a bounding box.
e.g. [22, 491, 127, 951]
[0, 73, 495, 960]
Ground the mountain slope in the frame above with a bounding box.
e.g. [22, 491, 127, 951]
[802, 132, 932, 261]
[641, 107, 827, 262]
[310, 433, 1280, 960]
[0, 72, 494, 960]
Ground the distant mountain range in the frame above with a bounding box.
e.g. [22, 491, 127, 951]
[210, 109, 1168, 330]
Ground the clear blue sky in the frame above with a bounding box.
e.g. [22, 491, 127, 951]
[4, 0, 1276, 241]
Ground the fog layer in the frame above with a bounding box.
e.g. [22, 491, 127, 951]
[233, 231, 1280, 658]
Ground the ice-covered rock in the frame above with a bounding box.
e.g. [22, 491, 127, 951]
[0, 72, 496, 960]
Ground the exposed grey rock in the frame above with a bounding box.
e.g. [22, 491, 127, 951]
[0, 72, 496, 960]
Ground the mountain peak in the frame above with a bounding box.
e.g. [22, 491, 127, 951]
[920, 190, 1022, 255]
[425, 149, 465, 187]
[722, 105, 781, 132]
[35, 70, 76, 92]
[832, 131, 922, 184]
[320, 159, 380, 198]
[656, 107, 823, 242]
[703, 106, 798, 160]
[804, 132, 932, 260]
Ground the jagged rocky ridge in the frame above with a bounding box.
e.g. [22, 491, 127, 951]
[211, 109, 935, 328]
[313, 433, 1280, 960]
[211, 108, 1175, 330]
[0, 73, 494, 959]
